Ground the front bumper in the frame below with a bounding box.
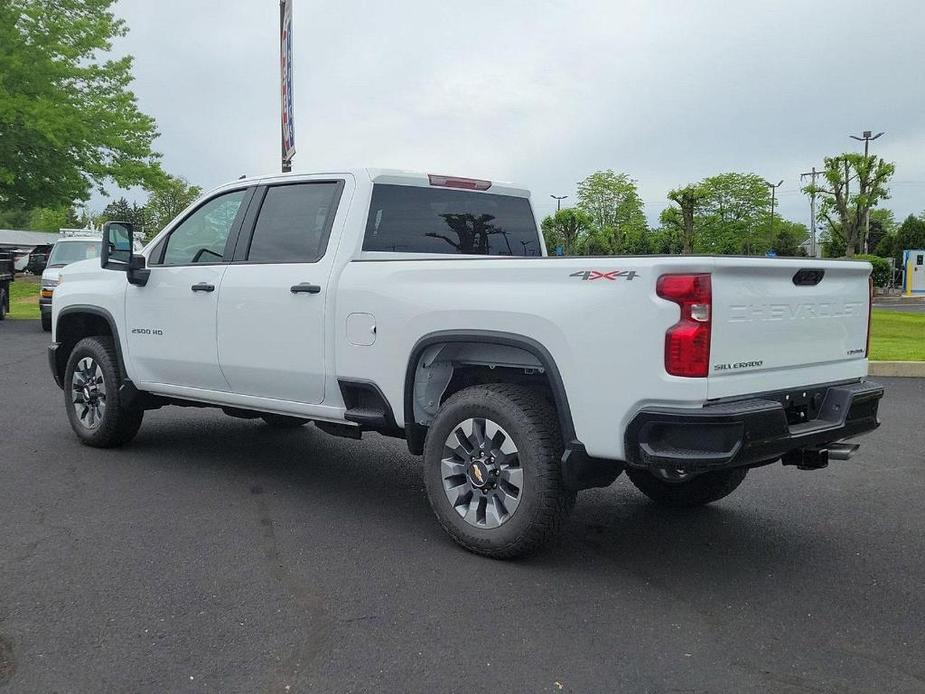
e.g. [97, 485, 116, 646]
[625, 379, 883, 471]
[48, 342, 63, 388]
[39, 296, 52, 314]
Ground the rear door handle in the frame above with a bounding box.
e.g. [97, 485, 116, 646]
[290, 282, 321, 294]
[191, 282, 215, 292]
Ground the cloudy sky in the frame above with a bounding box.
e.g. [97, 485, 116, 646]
[111, 0, 925, 227]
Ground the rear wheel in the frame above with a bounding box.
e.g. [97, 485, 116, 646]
[261, 413, 309, 428]
[423, 383, 575, 559]
[626, 466, 747, 508]
[64, 336, 144, 447]
[0, 286, 7, 320]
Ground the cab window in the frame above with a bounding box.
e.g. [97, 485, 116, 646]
[158, 190, 247, 266]
[246, 182, 341, 263]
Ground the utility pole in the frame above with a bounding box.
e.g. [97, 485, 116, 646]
[850, 130, 884, 253]
[800, 167, 823, 257]
[550, 194, 568, 212]
[765, 179, 784, 253]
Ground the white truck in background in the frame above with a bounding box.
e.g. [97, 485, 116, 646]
[47, 169, 883, 557]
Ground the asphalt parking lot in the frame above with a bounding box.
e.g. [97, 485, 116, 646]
[1, 320, 923, 694]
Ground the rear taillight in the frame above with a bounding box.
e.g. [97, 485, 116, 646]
[657, 273, 712, 377]
[866, 275, 873, 357]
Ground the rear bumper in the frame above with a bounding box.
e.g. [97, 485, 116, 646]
[625, 379, 883, 471]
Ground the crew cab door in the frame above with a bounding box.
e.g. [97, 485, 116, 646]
[125, 187, 252, 390]
[216, 178, 347, 404]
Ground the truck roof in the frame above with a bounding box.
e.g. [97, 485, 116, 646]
[224, 168, 531, 199]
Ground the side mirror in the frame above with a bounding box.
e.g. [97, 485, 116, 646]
[102, 221, 150, 287]
[101, 221, 134, 269]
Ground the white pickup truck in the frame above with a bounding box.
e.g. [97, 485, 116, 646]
[48, 169, 883, 557]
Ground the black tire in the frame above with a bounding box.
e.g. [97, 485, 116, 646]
[64, 336, 144, 448]
[260, 413, 309, 428]
[626, 467, 748, 508]
[422, 383, 575, 559]
[0, 286, 7, 320]
[41, 312, 51, 331]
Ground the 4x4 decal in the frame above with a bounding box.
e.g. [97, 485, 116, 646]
[569, 270, 639, 281]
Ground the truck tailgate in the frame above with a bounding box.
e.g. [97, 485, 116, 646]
[708, 259, 871, 398]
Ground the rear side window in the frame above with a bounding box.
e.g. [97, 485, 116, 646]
[247, 182, 340, 263]
[363, 184, 541, 255]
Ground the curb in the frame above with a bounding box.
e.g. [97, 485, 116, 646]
[873, 296, 925, 304]
[869, 361, 925, 378]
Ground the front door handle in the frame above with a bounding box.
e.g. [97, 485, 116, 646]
[191, 282, 215, 292]
[290, 282, 321, 294]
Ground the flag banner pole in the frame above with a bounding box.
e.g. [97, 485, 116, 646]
[280, 0, 295, 172]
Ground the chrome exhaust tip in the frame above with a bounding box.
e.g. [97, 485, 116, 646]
[827, 442, 860, 461]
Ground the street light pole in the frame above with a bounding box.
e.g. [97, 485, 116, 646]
[849, 130, 884, 253]
[550, 194, 568, 212]
[765, 179, 784, 254]
[800, 166, 822, 257]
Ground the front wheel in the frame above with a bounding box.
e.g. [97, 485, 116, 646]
[41, 312, 51, 331]
[422, 383, 575, 559]
[64, 336, 144, 447]
[626, 466, 748, 508]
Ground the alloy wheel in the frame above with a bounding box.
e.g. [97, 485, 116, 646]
[441, 417, 524, 529]
[71, 357, 107, 429]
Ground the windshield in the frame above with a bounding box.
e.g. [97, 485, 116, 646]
[48, 240, 101, 266]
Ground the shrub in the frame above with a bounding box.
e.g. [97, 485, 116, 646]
[854, 254, 891, 287]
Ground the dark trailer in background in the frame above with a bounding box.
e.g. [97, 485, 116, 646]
[0, 250, 13, 320]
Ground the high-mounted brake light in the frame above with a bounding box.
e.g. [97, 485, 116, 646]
[427, 174, 492, 191]
[657, 273, 712, 378]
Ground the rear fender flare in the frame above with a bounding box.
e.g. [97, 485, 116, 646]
[403, 330, 577, 444]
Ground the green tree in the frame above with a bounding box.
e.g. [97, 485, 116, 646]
[0, 0, 162, 211]
[0, 207, 32, 229]
[575, 170, 647, 253]
[100, 196, 148, 233]
[893, 214, 925, 267]
[766, 219, 809, 256]
[867, 208, 896, 254]
[662, 184, 706, 254]
[648, 225, 683, 254]
[29, 206, 74, 232]
[874, 233, 895, 259]
[541, 208, 592, 255]
[804, 153, 895, 257]
[695, 173, 771, 254]
[145, 176, 202, 239]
